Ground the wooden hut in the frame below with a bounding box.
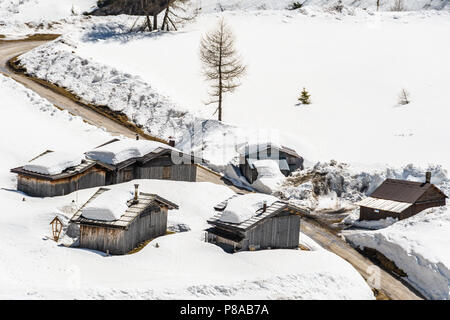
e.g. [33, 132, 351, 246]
[10, 150, 109, 197]
[70, 187, 178, 255]
[238, 143, 304, 184]
[206, 194, 306, 252]
[356, 172, 447, 221]
[86, 139, 207, 184]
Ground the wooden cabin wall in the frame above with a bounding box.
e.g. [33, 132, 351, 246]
[17, 168, 106, 197]
[79, 206, 168, 255]
[136, 161, 197, 182]
[244, 213, 300, 250]
[411, 199, 446, 217]
[80, 225, 126, 255]
[123, 205, 168, 253]
[239, 162, 258, 184]
[359, 206, 405, 221]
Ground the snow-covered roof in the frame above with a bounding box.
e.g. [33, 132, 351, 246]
[219, 193, 280, 224]
[355, 197, 412, 214]
[237, 142, 300, 158]
[23, 151, 83, 175]
[248, 158, 289, 171]
[251, 159, 286, 194]
[85, 139, 171, 165]
[81, 188, 133, 221]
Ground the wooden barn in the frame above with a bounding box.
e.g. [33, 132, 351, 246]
[206, 194, 306, 252]
[356, 172, 447, 221]
[86, 139, 207, 184]
[10, 139, 213, 197]
[70, 186, 178, 255]
[238, 143, 304, 184]
[10, 150, 109, 197]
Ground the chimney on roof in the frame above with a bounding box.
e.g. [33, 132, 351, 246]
[134, 184, 139, 201]
[168, 137, 175, 147]
[425, 172, 431, 184]
[262, 201, 267, 213]
[136, 134, 139, 140]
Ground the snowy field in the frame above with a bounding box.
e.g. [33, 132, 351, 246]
[15, 7, 450, 172]
[1, 0, 450, 299]
[0, 74, 373, 299]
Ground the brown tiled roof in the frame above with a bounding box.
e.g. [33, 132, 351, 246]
[370, 179, 447, 203]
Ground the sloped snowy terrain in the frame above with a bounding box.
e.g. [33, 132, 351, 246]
[345, 206, 450, 300]
[16, 8, 450, 172]
[1, 0, 450, 300]
[0, 0, 97, 21]
[0, 74, 373, 299]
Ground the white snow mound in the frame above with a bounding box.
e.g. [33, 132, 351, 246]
[86, 139, 169, 165]
[23, 151, 83, 175]
[251, 159, 286, 194]
[220, 193, 279, 224]
[81, 189, 134, 221]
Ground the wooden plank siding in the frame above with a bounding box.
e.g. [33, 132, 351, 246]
[79, 205, 169, 255]
[17, 167, 106, 197]
[243, 213, 300, 250]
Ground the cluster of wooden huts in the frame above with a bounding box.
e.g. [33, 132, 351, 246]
[10, 138, 210, 197]
[12, 137, 447, 256]
[67, 187, 306, 255]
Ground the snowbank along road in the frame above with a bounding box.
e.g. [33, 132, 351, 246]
[0, 38, 247, 194]
[0, 39, 144, 139]
[301, 219, 423, 300]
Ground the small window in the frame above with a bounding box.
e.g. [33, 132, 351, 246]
[374, 209, 380, 213]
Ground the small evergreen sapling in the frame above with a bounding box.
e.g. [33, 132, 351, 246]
[398, 88, 410, 105]
[298, 87, 311, 105]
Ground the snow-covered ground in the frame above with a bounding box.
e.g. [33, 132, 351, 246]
[276, 160, 450, 300]
[2, 0, 450, 299]
[345, 206, 450, 300]
[15, 8, 450, 172]
[0, 0, 97, 21]
[0, 74, 373, 299]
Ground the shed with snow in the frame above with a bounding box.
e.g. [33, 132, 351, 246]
[10, 150, 109, 197]
[70, 186, 178, 255]
[206, 194, 306, 252]
[238, 143, 304, 184]
[11, 139, 211, 197]
[85, 139, 207, 185]
[356, 172, 447, 221]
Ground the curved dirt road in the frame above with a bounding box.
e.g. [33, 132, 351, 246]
[0, 40, 140, 139]
[301, 219, 423, 300]
[0, 40, 423, 300]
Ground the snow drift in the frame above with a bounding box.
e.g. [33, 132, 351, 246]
[220, 193, 279, 223]
[23, 151, 83, 175]
[81, 189, 134, 221]
[251, 159, 286, 194]
[345, 206, 450, 300]
[85, 139, 169, 165]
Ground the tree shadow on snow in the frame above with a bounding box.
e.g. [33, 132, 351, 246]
[81, 23, 189, 44]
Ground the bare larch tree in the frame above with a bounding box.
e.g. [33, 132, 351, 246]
[199, 19, 246, 121]
[161, 0, 198, 31]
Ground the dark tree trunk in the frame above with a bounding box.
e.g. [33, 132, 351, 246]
[153, 14, 158, 30]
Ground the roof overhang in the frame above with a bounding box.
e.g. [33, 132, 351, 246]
[356, 197, 412, 214]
